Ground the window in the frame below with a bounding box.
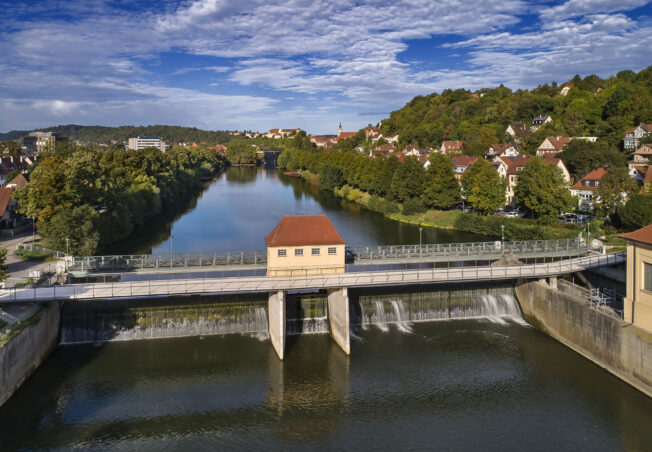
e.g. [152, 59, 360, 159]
[277, 249, 286, 257]
[295, 248, 303, 256]
[311, 248, 320, 256]
[645, 263, 652, 292]
[328, 247, 337, 255]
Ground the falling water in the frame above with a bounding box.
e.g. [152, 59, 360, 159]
[355, 284, 525, 330]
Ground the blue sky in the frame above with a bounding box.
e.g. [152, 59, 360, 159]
[1, 0, 651, 135]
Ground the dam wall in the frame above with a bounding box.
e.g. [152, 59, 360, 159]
[0, 303, 60, 407]
[515, 279, 652, 398]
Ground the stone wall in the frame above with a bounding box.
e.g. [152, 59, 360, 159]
[0, 303, 60, 406]
[515, 280, 652, 398]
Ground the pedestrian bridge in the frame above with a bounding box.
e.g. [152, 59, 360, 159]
[0, 251, 624, 303]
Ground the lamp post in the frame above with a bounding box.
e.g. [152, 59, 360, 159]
[501, 225, 505, 254]
[31, 216, 35, 241]
[419, 227, 423, 257]
[65, 237, 70, 255]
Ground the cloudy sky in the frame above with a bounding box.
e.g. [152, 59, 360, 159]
[1, 0, 651, 134]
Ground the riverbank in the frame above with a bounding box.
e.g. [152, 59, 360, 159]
[297, 170, 579, 240]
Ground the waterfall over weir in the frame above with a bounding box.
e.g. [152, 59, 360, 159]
[352, 283, 524, 331]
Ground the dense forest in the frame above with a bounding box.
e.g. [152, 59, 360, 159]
[375, 66, 652, 156]
[14, 146, 226, 254]
[0, 125, 235, 148]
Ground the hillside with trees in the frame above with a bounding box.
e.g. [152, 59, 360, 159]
[0, 124, 236, 148]
[378, 66, 652, 156]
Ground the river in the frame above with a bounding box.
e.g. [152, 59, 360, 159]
[1, 166, 651, 450]
[112, 166, 483, 254]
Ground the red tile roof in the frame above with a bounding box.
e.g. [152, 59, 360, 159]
[508, 123, 531, 136]
[338, 132, 357, 140]
[540, 136, 571, 152]
[442, 141, 464, 152]
[450, 156, 477, 167]
[625, 124, 652, 134]
[6, 173, 28, 190]
[645, 168, 652, 184]
[571, 168, 607, 190]
[620, 224, 652, 246]
[265, 215, 346, 247]
[0, 187, 14, 217]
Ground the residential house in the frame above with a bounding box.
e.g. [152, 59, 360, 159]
[265, 215, 346, 277]
[364, 127, 379, 140]
[633, 144, 652, 163]
[372, 144, 395, 155]
[0, 157, 29, 187]
[531, 115, 552, 131]
[215, 144, 227, 154]
[403, 145, 423, 156]
[263, 128, 301, 139]
[570, 168, 607, 211]
[310, 135, 337, 148]
[536, 136, 571, 156]
[440, 140, 464, 155]
[6, 173, 28, 190]
[0, 187, 19, 228]
[450, 156, 477, 180]
[621, 224, 652, 332]
[505, 122, 531, 138]
[500, 156, 570, 204]
[629, 161, 648, 182]
[560, 83, 573, 96]
[644, 168, 652, 194]
[337, 123, 358, 141]
[624, 124, 652, 150]
[485, 143, 518, 160]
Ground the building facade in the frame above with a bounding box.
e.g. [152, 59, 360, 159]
[22, 132, 67, 155]
[265, 215, 346, 277]
[624, 124, 652, 150]
[127, 136, 168, 152]
[622, 225, 652, 333]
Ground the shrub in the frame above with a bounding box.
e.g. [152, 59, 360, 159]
[402, 197, 426, 215]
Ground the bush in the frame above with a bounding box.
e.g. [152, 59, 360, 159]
[348, 188, 362, 201]
[378, 199, 400, 215]
[614, 194, 652, 230]
[367, 194, 382, 212]
[341, 185, 351, 198]
[453, 213, 561, 240]
[402, 197, 426, 215]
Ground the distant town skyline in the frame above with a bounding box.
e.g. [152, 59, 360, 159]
[1, 0, 651, 134]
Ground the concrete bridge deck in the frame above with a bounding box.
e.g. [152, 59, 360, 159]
[0, 252, 625, 302]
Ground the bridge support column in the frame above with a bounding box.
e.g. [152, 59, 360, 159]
[268, 291, 286, 360]
[548, 276, 558, 289]
[327, 288, 350, 355]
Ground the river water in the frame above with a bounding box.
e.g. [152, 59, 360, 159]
[1, 166, 651, 450]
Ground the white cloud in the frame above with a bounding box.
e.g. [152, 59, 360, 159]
[539, 0, 649, 20]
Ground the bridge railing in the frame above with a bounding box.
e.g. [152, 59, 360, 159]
[16, 243, 69, 259]
[348, 238, 592, 261]
[0, 252, 626, 302]
[67, 250, 269, 272]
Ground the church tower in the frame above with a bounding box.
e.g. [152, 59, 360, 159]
[338, 122, 342, 137]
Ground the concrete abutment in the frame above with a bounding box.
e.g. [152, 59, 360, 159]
[268, 291, 286, 360]
[327, 288, 350, 355]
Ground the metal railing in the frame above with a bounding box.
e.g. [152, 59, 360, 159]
[61, 238, 596, 273]
[0, 252, 625, 303]
[16, 243, 69, 259]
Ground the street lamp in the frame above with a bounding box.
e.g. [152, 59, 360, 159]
[65, 237, 70, 255]
[501, 225, 505, 254]
[31, 216, 35, 241]
[419, 227, 423, 257]
[170, 234, 174, 256]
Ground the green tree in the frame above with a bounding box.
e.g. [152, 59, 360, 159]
[225, 141, 257, 164]
[597, 167, 639, 216]
[560, 139, 627, 181]
[461, 159, 506, 214]
[422, 153, 461, 209]
[319, 163, 344, 191]
[0, 249, 6, 281]
[389, 157, 425, 202]
[615, 194, 652, 229]
[514, 157, 575, 223]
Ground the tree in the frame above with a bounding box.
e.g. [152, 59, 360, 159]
[319, 163, 343, 191]
[389, 157, 425, 202]
[597, 167, 639, 216]
[514, 157, 575, 223]
[615, 194, 652, 229]
[560, 139, 627, 181]
[0, 249, 6, 282]
[461, 159, 506, 214]
[225, 141, 257, 164]
[422, 153, 461, 209]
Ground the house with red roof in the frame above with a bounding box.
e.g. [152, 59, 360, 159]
[440, 140, 464, 155]
[536, 136, 571, 156]
[499, 156, 570, 204]
[570, 168, 607, 211]
[486, 143, 518, 160]
[505, 122, 531, 138]
[450, 156, 477, 180]
[265, 215, 346, 277]
[620, 224, 652, 332]
[624, 124, 652, 150]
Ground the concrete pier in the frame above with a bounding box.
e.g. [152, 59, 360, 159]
[327, 288, 350, 355]
[268, 291, 286, 360]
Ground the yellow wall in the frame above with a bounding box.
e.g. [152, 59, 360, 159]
[267, 244, 346, 277]
[624, 242, 652, 333]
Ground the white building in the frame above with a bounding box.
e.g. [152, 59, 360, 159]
[127, 136, 168, 152]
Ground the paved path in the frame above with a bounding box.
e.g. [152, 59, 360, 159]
[0, 233, 59, 288]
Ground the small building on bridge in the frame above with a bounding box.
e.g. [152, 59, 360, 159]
[265, 215, 346, 277]
[622, 224, 652, 333]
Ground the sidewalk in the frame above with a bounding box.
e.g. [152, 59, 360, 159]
[0, 233, 60, 288]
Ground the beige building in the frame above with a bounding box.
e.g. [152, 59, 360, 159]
[265, 215, 346, 277]
[622, 224, 652, 333]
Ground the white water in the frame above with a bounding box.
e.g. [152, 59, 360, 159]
[390, 300, 412, 333]
[373, 300, 390, 332]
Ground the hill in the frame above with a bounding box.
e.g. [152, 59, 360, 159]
[377, 66, 652, 156]
[0, 124, 235, 147]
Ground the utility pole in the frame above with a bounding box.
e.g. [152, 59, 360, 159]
[419, 227, 423, 257]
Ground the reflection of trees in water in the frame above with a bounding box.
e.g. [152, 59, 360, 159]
[225, 166, 257, 184]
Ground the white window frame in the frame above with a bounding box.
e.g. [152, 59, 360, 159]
[277, 249, 287, 257]
[328, 247, 337, 255]
[311, 248, 320, 256]
[295, 248, 303, 256]
[644, 262, 652, 292]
